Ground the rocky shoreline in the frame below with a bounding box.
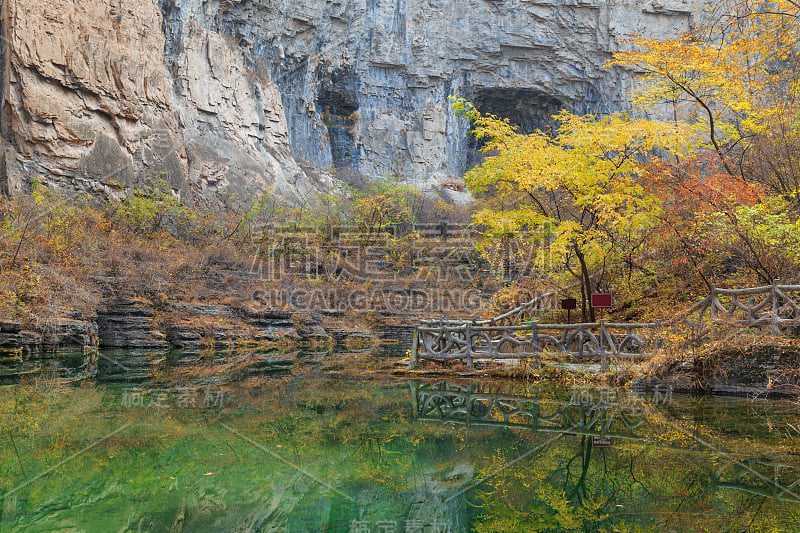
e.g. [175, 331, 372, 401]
[0, 299, 394, 355]
[0, 295, 397, 383]
[5, 299, 800, 400]
[631, 339, 800, 399]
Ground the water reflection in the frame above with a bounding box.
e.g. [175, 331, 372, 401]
[2, 340, 405, 387]
[411, 380, 800, 531]
[1, 373, 800, 531]
[412, 381, 646, 439]
[0, 349, 97, 385]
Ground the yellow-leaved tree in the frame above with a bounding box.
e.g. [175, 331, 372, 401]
[609, 0, 800, 197]
[452, 98, 692, 320]
[608, 0, 800, 284]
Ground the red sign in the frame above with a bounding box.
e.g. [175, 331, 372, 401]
[560, 298, 577, 310]
[592, 436, 613, 447]
[591, 293, 613, 308]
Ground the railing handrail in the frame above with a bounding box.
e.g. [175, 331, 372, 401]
[410, 281, 800, 370]
[418, 321, 660, 332]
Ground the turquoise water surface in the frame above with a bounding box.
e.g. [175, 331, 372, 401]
[1, 349, 799, 532]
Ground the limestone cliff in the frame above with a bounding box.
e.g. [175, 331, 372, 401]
[0, 0, 705, 202]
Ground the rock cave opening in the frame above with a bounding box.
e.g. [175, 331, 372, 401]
[466, 88, 564, 170]
[318, 85, 360, 173]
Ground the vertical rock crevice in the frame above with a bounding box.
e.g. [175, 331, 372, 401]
[0, 0, 707, 202]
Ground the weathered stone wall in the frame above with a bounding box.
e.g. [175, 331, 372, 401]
[0, 0, 335, 201]
[0, 0, 706, 201]
[1, 0, 182, 196]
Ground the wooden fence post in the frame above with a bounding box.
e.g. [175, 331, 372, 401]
[465, 323, 473, 370]
[772, 278, 781, 335]
[599, 319, 609, 372]
[531, 320, 540, 368]
[410, 327, 419, 369]
[409, 382, 419, 414]
[708, 285, 717, 343]
[655, 320, 663, 352]
[709, 285, 717, 318]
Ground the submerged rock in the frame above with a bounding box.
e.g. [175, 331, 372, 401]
[96, 350, 166, 383]
[0, 319, 97, 354]
[0, 318, 98, 382]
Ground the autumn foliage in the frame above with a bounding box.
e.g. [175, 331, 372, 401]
[455, 0, 800, 319]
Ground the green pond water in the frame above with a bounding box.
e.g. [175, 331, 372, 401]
[1, 348, 800, 532]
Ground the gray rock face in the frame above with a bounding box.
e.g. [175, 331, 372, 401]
[1, 0, 706, 201]
[0, 319, 99, 382]
[0, 319, 98, 354]
[96, 300, 170, 349]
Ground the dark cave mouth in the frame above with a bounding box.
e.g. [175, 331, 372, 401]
[472, 88, 564, 133]
[318, 85, 359, 171]
[466, 88, 565, 170]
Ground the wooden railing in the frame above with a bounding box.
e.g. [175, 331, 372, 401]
[412, 319, 661, 369]
[411, 280, 800, 369]
[681, 280, 800, 341]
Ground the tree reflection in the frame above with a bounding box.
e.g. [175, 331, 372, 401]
[411, 381, 800, 531]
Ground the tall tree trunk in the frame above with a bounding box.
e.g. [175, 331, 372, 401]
[575, 243, 595, 322]
[580, 282, 587, 322]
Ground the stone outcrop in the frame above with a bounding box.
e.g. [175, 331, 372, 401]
[0, 0, 707, 201]
[167, 305, 304, 349]
[96, 299, 170, 349]
[632, 339, 800, 398]
[329, 327, 377, 348]
[0, 319, 99, 382]
[0, 319, 97, 354]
